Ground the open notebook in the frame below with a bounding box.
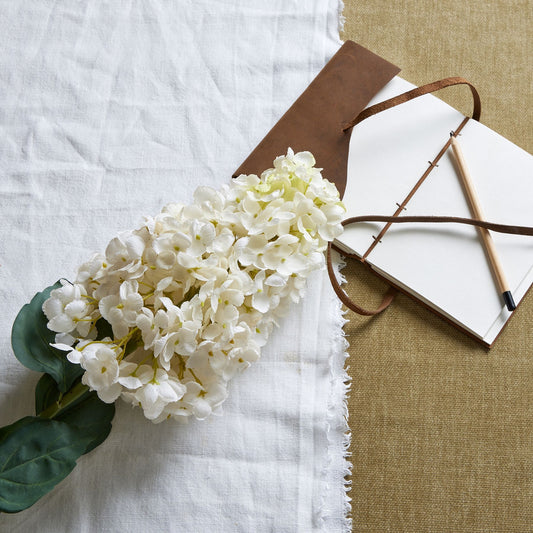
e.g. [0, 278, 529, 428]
[336, 76, 533, 346]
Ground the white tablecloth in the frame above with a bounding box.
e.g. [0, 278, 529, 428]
[0, 2, 349, 531]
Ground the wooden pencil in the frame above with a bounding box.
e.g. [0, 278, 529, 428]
[450, 134, 516, 311]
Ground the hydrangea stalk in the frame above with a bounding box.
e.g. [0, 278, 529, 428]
[42, 149, 345, 423]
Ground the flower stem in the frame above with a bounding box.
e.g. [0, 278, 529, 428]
[38, 381, 90, 419]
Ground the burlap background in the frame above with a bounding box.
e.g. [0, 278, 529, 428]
[341, 2, 532, 531]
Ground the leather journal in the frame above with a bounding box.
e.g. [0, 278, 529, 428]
[233, 41, 533, 347]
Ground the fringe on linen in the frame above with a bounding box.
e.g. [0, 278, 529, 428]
[316, 251, 352, 532]
[317, 5, 350, 529]
[337, 0, 346, 34]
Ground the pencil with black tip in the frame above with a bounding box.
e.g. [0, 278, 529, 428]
[450, 134, 516, 312]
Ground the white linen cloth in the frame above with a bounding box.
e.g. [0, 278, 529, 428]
[0, 2, 349, 532]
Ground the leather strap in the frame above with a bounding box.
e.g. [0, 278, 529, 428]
[361, 117, 470, 260]
[343, 76, 481, 132]
[327, 239, 398, 315]
[340, 215, 533, 236]
[329, 77, 533, 315]
[327, 215, 533, 315]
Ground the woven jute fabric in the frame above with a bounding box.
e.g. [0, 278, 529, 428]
[341, 1, 532, 531]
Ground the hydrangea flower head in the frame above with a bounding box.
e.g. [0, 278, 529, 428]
[43, 150, 345, 423]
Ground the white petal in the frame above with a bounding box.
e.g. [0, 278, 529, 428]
[42, 297, 63, 320]
[126, 234, 146, 259]
[66, 349, 84, 364]
[265, 273, 287, 287]
[157, 382, 179, 403]
[64, 300, 87, 318]
[51, 342, 76, 352]
[97, 383, 122, 403]
[252, 292, 270, 314]
[48, 314, 75, 333]
[118, 375, 143, 389]
[192, 398, 212, 420]
[143, 383, 160, 407]
[143, 399, 166, 420]
[156, 251, 176, 269]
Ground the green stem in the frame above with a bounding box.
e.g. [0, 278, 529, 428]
[38, 381, 90, 419]
[176, 354, 203, 386]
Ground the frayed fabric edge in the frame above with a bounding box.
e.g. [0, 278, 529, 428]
[316, 251, 352, 532]
[337, 0, 346, 34]
[316, 5, 350, 529]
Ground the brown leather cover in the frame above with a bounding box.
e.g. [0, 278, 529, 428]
[232, 40, 400, 199]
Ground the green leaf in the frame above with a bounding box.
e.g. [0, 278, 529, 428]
[0, 417, 34, 443]
[0, 416, 91, 513]
[94, 317, 113, 340]
[11, 282, 83, 393]
[56, 392, 115, 454]
[124, 328, 143, 358]
[35, 376, 115, 455]
[35, 373, 60, 415]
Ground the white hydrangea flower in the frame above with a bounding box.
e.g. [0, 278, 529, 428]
[42, 149, 345, 423]
[178, 379, 228, 420]
[117, 362, 152, 390]
[99, 280, 143, 339]
[105, 231, 146, 265]
[136, 308, 165, 350]
[43, 280, 94, 336]
[81, 345, 122, 403]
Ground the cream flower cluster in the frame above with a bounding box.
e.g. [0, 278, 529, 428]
[43, 149, 345, 423]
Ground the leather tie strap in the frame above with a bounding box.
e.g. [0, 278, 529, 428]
[327, 215, 533, 315]
[343, 76, 481, 132]
[341, 215, 533, 236]
[327, 239, 398, 315]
